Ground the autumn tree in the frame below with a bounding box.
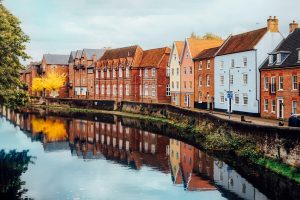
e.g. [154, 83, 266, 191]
[190, 32, 223, 40]
[0, 2, 30, 107]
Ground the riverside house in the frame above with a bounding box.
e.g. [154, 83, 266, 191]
[169, 41, 184, 106]
[180, 38, 223, 108]
[19, 61, 40, 96]
[260, 22, 300, 120]
[214, 17, 284, 116]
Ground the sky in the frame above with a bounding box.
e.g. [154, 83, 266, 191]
[3, 0, 300, 64]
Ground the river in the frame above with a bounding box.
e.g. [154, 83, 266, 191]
[0, 107, 299, 200]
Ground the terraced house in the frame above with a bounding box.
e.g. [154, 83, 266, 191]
[260, 22, 300, 119]
[180, 38, 223, 108]
[169, 41, 184, 106]
[70, 49, 106, 99]
[214, 17, 284, 116]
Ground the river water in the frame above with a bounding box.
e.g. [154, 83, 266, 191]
[0, 107, 299, 200]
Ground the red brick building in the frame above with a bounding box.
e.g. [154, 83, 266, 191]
[194, 46, 220, 110]
[19, 62, 40, 96]
[260, 24, 300, 120]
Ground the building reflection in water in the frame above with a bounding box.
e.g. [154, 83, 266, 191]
[0, 106, 268, 200]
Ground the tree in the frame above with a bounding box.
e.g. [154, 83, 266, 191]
[190, 32, 223, 40]
[0, 2, 30, 107]
[32, 70, 66, 98]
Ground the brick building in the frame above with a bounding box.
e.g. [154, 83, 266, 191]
[194, 46, 220, 110]
[139, 47, 171, 103]
[180, 38, 223, 108]
[260, 24, 300, 120]
[19, 61, 40, 96]
[70, 49, 106, 99]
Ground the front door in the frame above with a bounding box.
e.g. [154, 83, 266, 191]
[277, 98, 284, 119]
[186, 95, 190, 108]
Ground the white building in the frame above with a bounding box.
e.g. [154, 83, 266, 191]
[214, 17, 284, 116]
[168, 41, 184, 106]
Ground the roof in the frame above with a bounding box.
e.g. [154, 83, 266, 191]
[217, 27, 268, 56]
[140, 47, 170, 67]
[75, 50, 83, 59]
[261, 28, 300, 70]
[174, 41, 184, 58]
[186, 38, 224, 59]
[43, 54, 69, 65]
[100, 45, 140, 61]
[82, 49, 106, 60]
[69, 51, 77, 63]
[194, 46, 220, 60]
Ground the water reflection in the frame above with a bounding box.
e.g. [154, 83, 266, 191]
[1, 106, 297, 200]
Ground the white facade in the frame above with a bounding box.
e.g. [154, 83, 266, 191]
[214, 31, 283, 114]
[169, 42, 182, 105]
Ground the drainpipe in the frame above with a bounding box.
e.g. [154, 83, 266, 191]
[255, 50, 260, 114]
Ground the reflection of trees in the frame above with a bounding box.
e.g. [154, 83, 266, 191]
[31, 117, 67, 142]
[0, 149, 33, 200]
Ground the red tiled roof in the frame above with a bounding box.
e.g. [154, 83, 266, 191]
[139, 47, 170, 67]
[187, 38, 224, 59]
[175, 41, 184, 58]
[99, 45, 140, 61]
[217, 27, 268, 56]
[194, 46, 220, 60]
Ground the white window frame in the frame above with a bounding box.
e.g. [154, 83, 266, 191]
[166, 84, 171, 96]
[95, 84, 99, 95]
[152, 83, 156, 97]
[268, 55, 273, 65]
[220, 92, 225, 103]
[125, 84, 129, 96]
[101, 70, 104, 78]
[95, 70, 99, 79]
[230, 74, 233, 85]
[292, 101, 297, 114]
[199, 61, 203, 70]
[271, 77, 276, 93]
[207, 60, 211, 69]
[206, 75, 210, 86]
[119, 68, 122, 78]
[243, 57, 247, 67]
[199, 76, 202, 87]
[126, 67, 130, 78]
[243, 74, 248, 85]
[220, 75, 224, 86]
[264, 99, 268, 112]
[234, 93, 239, 105]
[278, 76, 283, 90]
[107, 85, 111, 95]
[242, 93, 248, 105]
[271, 99, 276, 113]
[145, 68, 149, 78]
[144, 84, 149, 96]
[292, 75, 298, 90]
[107, 70, 110, 78]
[119, 84, 123, 96]
[101, 84, 104, 95]
[264, 77, 269, 91]
[152, 68, 156, 77]
[276, 53, 281, 64]
[113, 69, 116, 78]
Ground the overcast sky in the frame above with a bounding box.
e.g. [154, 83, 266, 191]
[3, 0, 300, 64]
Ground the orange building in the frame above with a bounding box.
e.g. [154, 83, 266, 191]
[179, 38, 223, 108]
[194, 46, 221, 110]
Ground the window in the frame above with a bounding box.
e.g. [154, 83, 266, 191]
[243, 57, 247, 67]
[199, 92, 202, 103]
[145, 69, 148, 77]
[184, 67, 186, 75]
[186, 52, 189, 59]
[95, 84, 99, 95]
[271, 99, 276, 112]
[113, 69, 116, 78]
[152, 68, 156, 77]
[174, 54, 177, 60]
[101, 84, 104, 95]
[230, 74, 233, 85]
[119, 84, 123, 96]
[292, 101, 297, 114]
[276, 54, 281, 64]
[152, 83, 156, 96]
[176, 68, 179, 75]
[171, 68, 174, 76]
[271, 77, 276, 93]
[96, 70, 99, 79]
[199, 76, 202, 86]
[166, 67, 170, 77]
[189, 81, 192, 89]
[220, 61, 224, 69]
[107, 85, 110, 95]
[220, 75, 224, 85]
[199, 61, 203, 70]
[231, 59, 235, 68]
[119, 68, 122, 77]
[234, 93, 239, 104]
[166, 84, 171, 96]
[206, 75, 210, 86]
[220, 92, 225, 103]
[279, 76, 283, 90]
[269, 55, 273, 65]
[176, 81, 179, 89]
[107, 70, 110, 78]
[184, 81, 187, 89]
[125, 84, 129, 96]
[264, 77, 269, 91]
[139, 84, 142, 96]
[292, 75, 298, 90]
[207, 60, 211, 69]
[144, 84, 149, 96]
[171, 81, 174, 89]
[298, 50, 300, 61]
[264, 99, 268, 111]
[139, 69, 142, 76]
[113, 84, 117, 96]
[243, 94, 248, 105]
[101, 70, 104, 78]
[190, 66, 192, 74]
[126, 67, 130, 78]
[243, 74, 248, 85]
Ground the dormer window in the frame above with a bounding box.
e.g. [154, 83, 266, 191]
[276, 53, 281, 64]
[298, 49, 300, 61]
[268, 55, 273, 65]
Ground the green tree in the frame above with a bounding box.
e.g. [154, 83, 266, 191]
[0, 2, 30, 108]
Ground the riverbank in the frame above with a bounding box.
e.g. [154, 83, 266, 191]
[22, 104, 300, 184]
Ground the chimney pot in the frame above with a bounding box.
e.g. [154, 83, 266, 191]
[267, 16, 279, 32]
[289, 20, 299, 33]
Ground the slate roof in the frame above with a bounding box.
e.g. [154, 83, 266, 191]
[82, 49, 106, 60]
[69, 51, 77, 63]
[217, 27, 268, 56]
[261, 28, 300, 70]
[174, 41, 184, 58]
[100, 45, 140, 61]
[194, 46, 220, 60]
[140, 47, 170, 67]
[43, 54, 69, 65]
[186, 38, 224, 59]
[75, 50, 83, 59]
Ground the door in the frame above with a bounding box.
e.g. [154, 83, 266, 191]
[175, 95, 179, 106]
[277, 98, 284, 119]
[187, 95, 190, 108]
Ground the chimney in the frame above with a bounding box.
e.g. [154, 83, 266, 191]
[289, 20, 299, 33]
[267, 16, 279, 32]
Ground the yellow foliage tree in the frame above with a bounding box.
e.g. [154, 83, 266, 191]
[31, 70, 66, 97]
